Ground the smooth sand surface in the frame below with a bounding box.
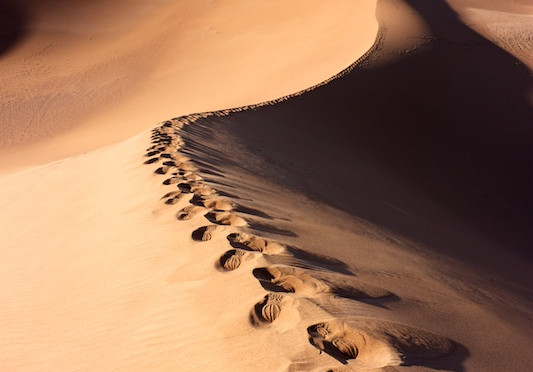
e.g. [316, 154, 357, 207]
[1, 0, 532, 371]
[0, 0, 377, 173]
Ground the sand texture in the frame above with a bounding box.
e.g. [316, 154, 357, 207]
[1, 0, 532, 371]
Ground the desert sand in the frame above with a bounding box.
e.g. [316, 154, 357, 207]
[1, 0, 532, 371]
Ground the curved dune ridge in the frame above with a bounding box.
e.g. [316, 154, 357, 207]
[0, 0, 378, 173]
[1, 0, 532, 371]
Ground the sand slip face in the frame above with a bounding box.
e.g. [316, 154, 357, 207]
[154, 112, 532, 371]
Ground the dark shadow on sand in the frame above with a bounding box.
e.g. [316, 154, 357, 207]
[0, 1, 27, 57]
[179, 0, 532, 288]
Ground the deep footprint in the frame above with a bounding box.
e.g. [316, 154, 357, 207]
[206, 211, 247, 226]
[228, 233, 285, 254]
[308, 319, 455, 369]
[250, 293, 286, 326]
[176, 205, 205, 220]
[191, 225, 218, 241]
[218, 249, 252, 271]
[255, 265, 393, 300]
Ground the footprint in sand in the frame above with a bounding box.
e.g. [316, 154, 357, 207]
[254, 266, 329, 296]
[165, 194, 184, 205]
[203, 199, 233, 211]
[191, 184, 216, 196]
[176, 205, 205, 221]
[184, 173, 203, 182]
[250, 293, 286, 326]
[178, 162, 197, 172]
[228, 233, 285, 255]
[144, 157, 159, 164]
[161, 191, 182, 205]
[162, 191, 180, 198]
[151, 137, 171, 145]
[155, 166, 171, 175]
[308, 319, 454, 369]
[160, 150, 185, 158]
[163, 176, 181, 185]
[146, 150, 162, 157]
[177, 182, 194, 193]
[162, 160, 177, 167]
[146, 144, 165, 152]
[254, 266, 393, 300]
[191, 225, 218, 241]
[218, 249, 253, 271]
[189, 194, 209, 206]
[206, 211, 247, 226]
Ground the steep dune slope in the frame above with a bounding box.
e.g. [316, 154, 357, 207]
[186, 0, 532, 270]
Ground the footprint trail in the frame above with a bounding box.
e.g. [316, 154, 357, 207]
[143, 116, 460, 371]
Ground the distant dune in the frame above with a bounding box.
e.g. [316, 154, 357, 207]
[0, 0, 532, 371]
[0, 0, 377, 172]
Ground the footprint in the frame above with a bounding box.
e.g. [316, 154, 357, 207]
[189, 194, 210, 206]
[163, 177, 181, 185]
[177, 183, 194, 193]
[255, 266, 329, 296]
[203, 199, 233, 211]
[191, 225, 218, 241]
[178, 162, 197, 171]
[165, 194, 184, 205]
[184, 173, 203, 182]
[308, 319, 454, 369]
[144, 157, 159, 164]
[146, 144, 165, 152]
[176, 205, 205, 221]
[155, 166, 171, 175]
[256, 266, 392, 300]
[151, 137, 172, 145]
[191, 184, 217, 196]
[228, 233, 285, 254]
[162, 191, 180, 199]
[206, 211, 247, 226]
[218, 249, 252, 271]
[251, 293, 286, 326]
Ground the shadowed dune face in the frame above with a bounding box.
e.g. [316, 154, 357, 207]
[0, 1, 27, 56]
[181, 0, 532, 280]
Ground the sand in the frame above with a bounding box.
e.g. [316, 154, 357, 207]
[1, 0, 532, 371]
[0, 0, 377, 173]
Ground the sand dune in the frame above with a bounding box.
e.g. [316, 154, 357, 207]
[1, 0, 532, 371]
[0, 0, 377, 173]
